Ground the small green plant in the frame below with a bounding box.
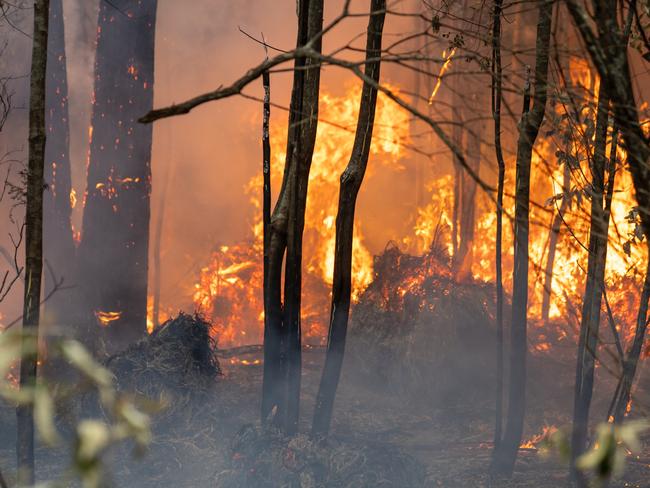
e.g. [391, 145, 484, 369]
[0, 329, 152, 488]
[541, 421, 649, 486]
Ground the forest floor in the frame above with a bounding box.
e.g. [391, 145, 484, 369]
[3, 345, 649, 487]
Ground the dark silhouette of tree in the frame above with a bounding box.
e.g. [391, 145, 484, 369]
[570, 80, 612, 485]
[43, 0, 74, 328]
[491, 0, 506, 448]
[311, 0, 386, 438]
[491, 0, 553, 475]
[260, 0, 323, 433]
[17, 0, 50, 484]
[77, 0, 158, 350]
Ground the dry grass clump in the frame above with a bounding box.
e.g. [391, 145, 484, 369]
[106, 312, 221, 401]
[348, 243, 497, 407]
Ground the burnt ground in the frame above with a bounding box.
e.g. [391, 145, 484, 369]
[1, 343, 650, 488]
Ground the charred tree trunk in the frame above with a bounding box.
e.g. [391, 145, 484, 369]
[43, 0, 74, 327]
[17, 0, 49, 484]
[261, 1, 309, 427]
[541, 159, 570, 324]
[570, 83, 611, 485]
[261, 0, 323, 432]
[612, 261, 650, 423]
[261, 67, 276, 424]
[77, 0, 158, 350]
[491, 0, 506, 448]
[311, 0, 385, 438]
[491, 0, 552, 475]
[283, 0, 324, 434]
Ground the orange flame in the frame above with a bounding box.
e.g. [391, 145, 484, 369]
[95, 310, 122, 327]
[428, 48, 456, 104]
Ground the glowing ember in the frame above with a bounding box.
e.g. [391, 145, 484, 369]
[428, 48, 456, 104]
[519, 425, 558, 449]
[95, 310, 122, 327]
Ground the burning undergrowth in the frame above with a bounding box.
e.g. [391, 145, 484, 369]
[106, 312, 221, 402]
[214, 424, 427, 488]
[348, 242, 497, 407]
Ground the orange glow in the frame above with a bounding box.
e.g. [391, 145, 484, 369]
[520, 425, 558, 449]
[428, 48, 456, 104]
[192, 84, 410, 347]
[185, 60, 647, 357]
[95, 310, 122, 327]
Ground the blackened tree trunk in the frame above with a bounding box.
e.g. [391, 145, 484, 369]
[570, 83, 611, 485]
[43, 0, 75, 327]
[261, 0, 310, 426]
[283, 0, 324, 434]
[77, 0, 158, 350]
[491, 0, 552, 475]
[491, 0, 506, 448]
[261, 0, 323, 432]
[612, 261, 650, 423]
[261, 67, 276, 424]
[311, 0, 386, 438]
[17, 0, 49, 484]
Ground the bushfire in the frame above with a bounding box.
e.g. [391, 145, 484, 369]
[175, 63, 646, 360]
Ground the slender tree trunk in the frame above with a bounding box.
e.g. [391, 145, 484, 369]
[43, 0, 74, 327]
[77, 0, 158, 351]
[311, 0, 385, 438]
[17, 1, 50, 484]
[283, 0, 324, 434]
[541, 160, 570, 324]
[491, 0, 506, 448]
[260, 68, 276, 424]
[261, 0, 323, 432]
[612, 261, 650, 423]
[491, 0, 552, 475]
[570, 82, 611, 486]
[261, 0, 311, 426]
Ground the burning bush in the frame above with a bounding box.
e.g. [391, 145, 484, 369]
[106, 313, 221, 401]
[214, 424, 426, 488]
[347, 243, 497, 408]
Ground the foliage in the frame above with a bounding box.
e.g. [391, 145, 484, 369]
[541, 421, 649, 486]
[0, 329, 153, 488]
